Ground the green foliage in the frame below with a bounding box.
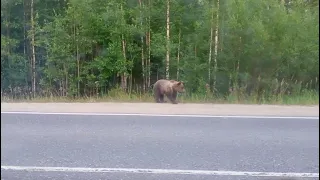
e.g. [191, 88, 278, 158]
[1, 0, 319, 104]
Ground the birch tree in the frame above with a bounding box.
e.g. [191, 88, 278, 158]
[165, 0, 170, 79]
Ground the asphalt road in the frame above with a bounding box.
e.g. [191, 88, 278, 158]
[1, 113, 319, 180]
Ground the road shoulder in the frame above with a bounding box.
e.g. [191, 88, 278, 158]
[1, 102, 319, 116]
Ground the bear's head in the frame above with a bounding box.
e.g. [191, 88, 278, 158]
[172, 81, 185, 93]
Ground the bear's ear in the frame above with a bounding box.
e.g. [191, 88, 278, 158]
[177, 81, 182, 85]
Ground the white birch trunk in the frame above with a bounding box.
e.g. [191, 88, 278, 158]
[165, 0, 170, 79]
[208, 3, 214, 85]
[213, 0, 220, 91]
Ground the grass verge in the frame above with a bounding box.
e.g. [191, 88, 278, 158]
[1, 87, 318, 105]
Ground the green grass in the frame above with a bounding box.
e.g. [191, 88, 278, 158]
[1, 87, 318, 105]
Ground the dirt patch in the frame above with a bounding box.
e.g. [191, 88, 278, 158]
[1, 102, 319, 116]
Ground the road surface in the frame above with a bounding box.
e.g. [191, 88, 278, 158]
[1, 113, 319, 180]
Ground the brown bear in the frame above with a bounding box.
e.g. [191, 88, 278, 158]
[153, 79, 185, 104]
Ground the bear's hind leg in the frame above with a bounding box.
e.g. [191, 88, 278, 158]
[154, 87, 163, 103]
[155, 95, 164, 103]
[159, 94, 165, 103]
[154, 93, 160, 103]
[155, 97, 161, 103]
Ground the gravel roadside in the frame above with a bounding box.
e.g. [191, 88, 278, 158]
[1, 102, 319, 116]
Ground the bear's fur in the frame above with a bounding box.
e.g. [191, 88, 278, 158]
[153, 79, 185, 104]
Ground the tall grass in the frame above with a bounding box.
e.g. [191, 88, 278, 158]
[1, 86, 318, 105]
[1, 78, 318, 105]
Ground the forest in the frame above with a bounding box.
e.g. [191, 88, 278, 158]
[1, 0, 319, 104]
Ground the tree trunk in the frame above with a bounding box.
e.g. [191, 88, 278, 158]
[30, 0, 36, 98]
[177, 28, 181, 80]
[121, 34, 128, 91]
[165, 0, 170, 79]
[77, 42, 80, 97]
[120, 4, 127, 91]
[147, 0, 151, 87]
[6, 3, 12, 97]
[208, 4, 214, 85]
[146, 30, 149, 87]
[129, 71, 133, 94]
[234, 36, 241, 95]
[73, 14, 80, 97]
[23, 0, 29, 89]
[138, 0, 145, 92]
[213, 0, 220, 92]
[64, 63, 68, 96]
[237, 36, 241, 74]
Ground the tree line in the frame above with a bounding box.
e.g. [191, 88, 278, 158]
[1, 0, 319, 101]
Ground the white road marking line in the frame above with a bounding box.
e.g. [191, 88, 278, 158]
[1, 111, 319, 119]
[1, 166, 319, 178]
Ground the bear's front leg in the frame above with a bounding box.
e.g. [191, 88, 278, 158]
[167, 93, 178, 104]
[171, 91, 178, 104]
